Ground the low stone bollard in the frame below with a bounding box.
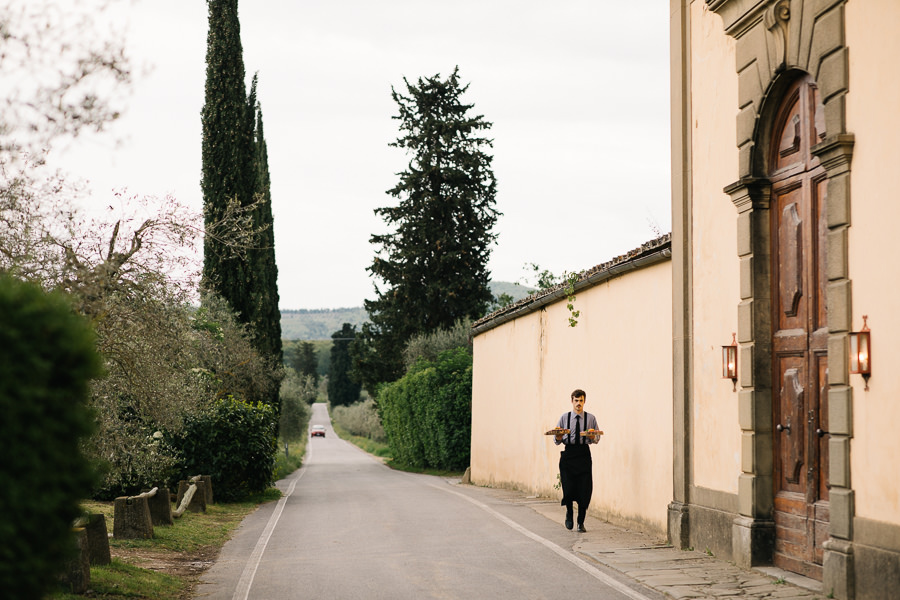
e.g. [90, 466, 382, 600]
[198, 475, 214, 505]
[113, 494, 154, 539]
[145, 487, 174, 526]
[177, 479, 207, 513]
[83, 513, 111, 565]
[60, 527, 91, 593]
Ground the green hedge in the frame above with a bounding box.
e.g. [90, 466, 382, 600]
[172, 397, 277, 501]
[0, 275, 102, 597]
[377, 348, 472, 471]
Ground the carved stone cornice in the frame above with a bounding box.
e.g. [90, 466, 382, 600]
[724, 177, 772, 213]
[706, 0, 769, 38]
[811, 133, 855, 175]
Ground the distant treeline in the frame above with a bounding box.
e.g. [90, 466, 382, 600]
[279, 282, 534, 342]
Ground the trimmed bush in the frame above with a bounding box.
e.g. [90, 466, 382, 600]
[172, 396, 277, 501]
[377, 348, 472, 470]
[0, 275, 101, 598]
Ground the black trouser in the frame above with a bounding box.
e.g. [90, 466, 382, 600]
[559, 443, 592, 523]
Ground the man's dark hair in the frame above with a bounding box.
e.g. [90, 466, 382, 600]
[571, 389, 586, 400]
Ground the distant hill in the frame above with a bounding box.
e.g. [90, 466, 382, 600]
[280, 281, 535, 341]
[280, 307, 368, 341]
[490, 280, 536, 303]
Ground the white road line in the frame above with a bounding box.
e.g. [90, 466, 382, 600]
[430, 483, 656, 600]
[232, 442, 311, 600]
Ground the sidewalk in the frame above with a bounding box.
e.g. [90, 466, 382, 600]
[469, 484, 830, 600]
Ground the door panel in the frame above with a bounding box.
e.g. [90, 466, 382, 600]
[770, 74, 828, 581]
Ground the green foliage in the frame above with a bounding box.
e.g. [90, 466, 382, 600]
[356, 67, 500, 392]
[330, 398, 386, 443]
[402, 317, 472, 371]
[273, 438, 306, 481]
[291, 341, 319, 386]
[523, 262, 561, 291]
[279, 368, 314, 441]
[562, 271, 581, 327]
[377, 348, 473, 471]
[172, 396, 277, 502]
[328, 323, 362, 407]
[247, 75, 283, 369]
[0, 275, 102, 598]
[521, 263, 581, 327]
[201, 0, 255, 317]
[282, 338, 332, 376]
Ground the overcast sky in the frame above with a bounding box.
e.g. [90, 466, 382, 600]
[53, 0, 671, 310]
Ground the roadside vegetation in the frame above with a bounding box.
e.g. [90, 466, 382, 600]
[48, 491, 280, 600]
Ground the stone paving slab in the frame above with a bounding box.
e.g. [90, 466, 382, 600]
[478, 486, 831, 600]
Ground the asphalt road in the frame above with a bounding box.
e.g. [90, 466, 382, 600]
[195, 404, 663, 600]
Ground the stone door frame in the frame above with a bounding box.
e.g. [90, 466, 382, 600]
[705, 0, 855, 594]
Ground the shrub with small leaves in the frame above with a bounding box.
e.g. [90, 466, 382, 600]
[0, 275, 102, 598]
[377, 348, 472, 470]
[172, 396, 277, 501]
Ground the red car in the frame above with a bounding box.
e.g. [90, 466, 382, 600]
[310, 425, 326, 437]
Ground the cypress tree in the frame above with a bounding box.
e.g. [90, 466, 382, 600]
[249, 76, 283, 367]
[293, 341, 319, 386]
[328, 324, 361, 407]
[202, 1, 281, 410]
[201, 0, 255, 323]
[354, 67, 499, 391]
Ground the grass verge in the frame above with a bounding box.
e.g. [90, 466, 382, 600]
[331, 421, 391, 459]
[274, 436, 308, 481]
[50, 442, 304, 600]
[331, 421, 463, 477]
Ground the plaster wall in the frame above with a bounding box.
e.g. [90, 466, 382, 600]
[844, 1, 900, 527]
[471, 260, 673, 534]
[689, 1, 741, 495]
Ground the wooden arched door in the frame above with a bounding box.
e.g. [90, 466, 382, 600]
[769, 73, 829, 580]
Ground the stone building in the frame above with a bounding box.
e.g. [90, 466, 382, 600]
[470, 2, 899, 598]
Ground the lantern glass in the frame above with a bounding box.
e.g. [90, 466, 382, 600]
[850, 330, 871, 375]
[722, 345, 737, 379]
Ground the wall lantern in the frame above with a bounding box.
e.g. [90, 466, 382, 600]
[722, 332, 738, 392]
[849, 315, 871, 391]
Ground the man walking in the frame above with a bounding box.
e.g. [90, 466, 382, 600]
[554, 389, 600, 532]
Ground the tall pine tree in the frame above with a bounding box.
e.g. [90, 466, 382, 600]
[354, 68, 499, 391]
[202, 1, 281, 406]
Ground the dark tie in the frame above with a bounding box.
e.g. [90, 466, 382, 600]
[574, 414, 581, 445]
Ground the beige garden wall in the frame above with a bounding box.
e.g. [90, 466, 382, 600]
[845, 1, 900, 527]
[689, 1, 742, 496]
[471, 259, 673, 535]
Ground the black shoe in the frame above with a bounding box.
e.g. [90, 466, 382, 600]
[565, 519, 574, 530]
[576, 523, 586, 533]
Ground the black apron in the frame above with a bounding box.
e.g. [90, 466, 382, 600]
[559, 412, 593, 509]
